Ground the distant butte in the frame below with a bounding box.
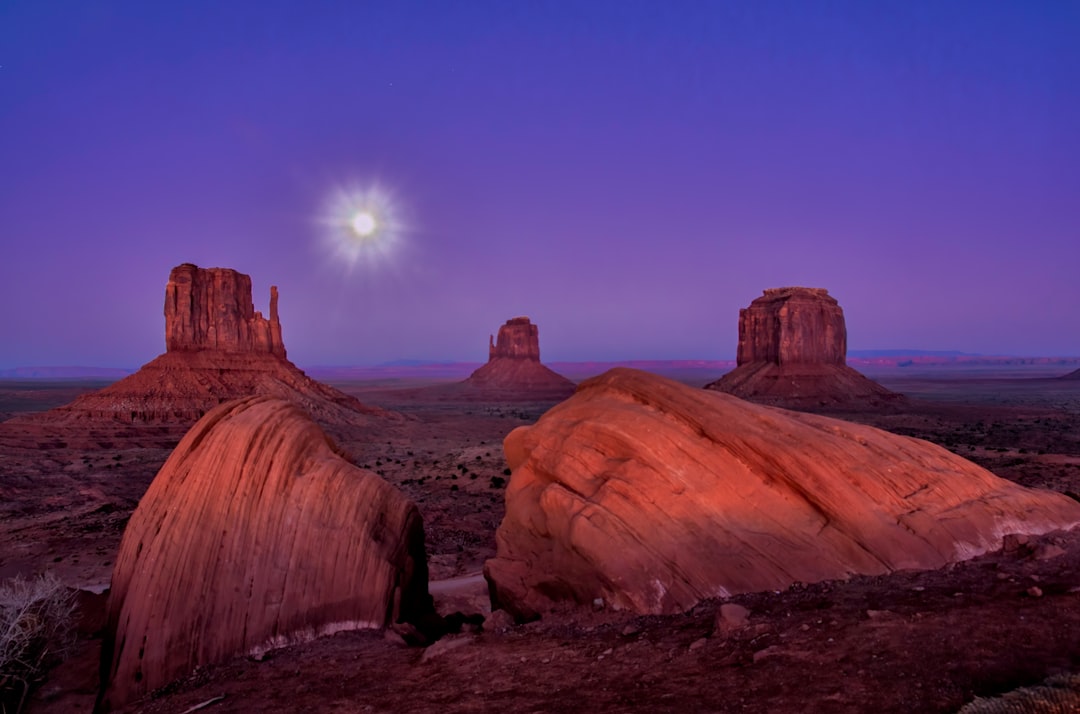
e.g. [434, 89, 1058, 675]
[462, 317, 575, 400]
[0, 263, 384, 447]
[706, 287, 902, 407]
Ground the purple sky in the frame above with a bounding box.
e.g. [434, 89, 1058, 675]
[2, 2, 1078, 368]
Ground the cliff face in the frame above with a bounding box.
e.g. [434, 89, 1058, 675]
[488, 317, 541, 361]
[486, 368, 1080, 619]
[707, 287, 900, 407]
[164, 263, 286, 357]
[100, 397, 431, 710]
[735, 287, 845, 366]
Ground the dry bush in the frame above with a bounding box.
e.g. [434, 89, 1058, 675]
[0, 573, 77, 714]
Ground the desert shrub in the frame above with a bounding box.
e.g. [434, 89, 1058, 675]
[0, 573, 77, 714]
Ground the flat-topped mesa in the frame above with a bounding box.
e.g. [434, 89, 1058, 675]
[488, 317, 542, 361]
[707, 287, 901, 407]
[165, 263, 286, 358]
[737, 286, 845, 366]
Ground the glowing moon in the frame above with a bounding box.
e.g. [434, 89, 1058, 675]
[317, 182, 408, 272]
[350, 211, 377, 237]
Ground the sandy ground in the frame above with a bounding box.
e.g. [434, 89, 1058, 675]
[2, 368, 1080, 712]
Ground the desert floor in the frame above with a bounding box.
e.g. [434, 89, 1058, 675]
[2, 366, 1080, 713]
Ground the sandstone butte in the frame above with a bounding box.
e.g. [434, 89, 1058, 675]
[99, 396, 432, 711]
[461, 317, 575, 399]
[485, 368, 1080, 620]
[2, 264, 382, 444]
[706, 286, 901, 407]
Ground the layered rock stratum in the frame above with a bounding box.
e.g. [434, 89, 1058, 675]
[0, 264, 382, 448]
[485, 368, 1080, 619]
[99, 397, 431, 710]
[463, 317, 574, 399]
[706, 287, 900, 406]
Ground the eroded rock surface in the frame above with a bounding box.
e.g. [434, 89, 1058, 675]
[485, 368, 1080, 619]
[165, 263, 285, 356]
[99, 397, 431, 710]
[707, 287, 900, 406]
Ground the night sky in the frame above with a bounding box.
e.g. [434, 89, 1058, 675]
[2, 2, 1078, 368]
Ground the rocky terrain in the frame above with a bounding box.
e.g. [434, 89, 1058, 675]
[1, 366, 1080, 713]
[2, 272, 1080, 712]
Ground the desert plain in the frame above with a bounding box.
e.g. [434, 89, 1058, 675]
[3, 356, 1080, 713]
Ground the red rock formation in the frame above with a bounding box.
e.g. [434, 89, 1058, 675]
[488, 317, 541, 361]
[99, 397, 431, 710]
[461, 317, 574, 400]
[485, 368, 1080, 619]
[4, 264, 384, 440]
[165, 263, 286, 357]
[706, 287, 901, 406]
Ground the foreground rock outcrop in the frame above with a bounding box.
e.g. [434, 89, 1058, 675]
[1, 264, 383, 447]
[460, 318, 574, 400]
[706, 287, 900, 407]
[485, 368, 1080, 619]
[1061, 368, 1080, 380]
[99, 397, 431, 710]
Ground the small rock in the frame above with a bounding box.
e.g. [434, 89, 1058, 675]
[383, 629, 407, 647]
[688, 637, 708, 651]
[420, 634, 476, 663]
[1003, 533, 1033, 556]
[620, 624, 641, 637]
[799, 624, 810, 632]
[592, 597, 605, 611]
[389, 622, 427, 646]
[484, 609, 515, 632]
[865, 609, 892, 620]
[753, 645, 783, 663]
[996, 572, 1011, 580]
[1034, 544, 1066, 561]
[715, 603, 751, 631]
[1026, 586, 1044, 598]
[602, 648, 613, 656]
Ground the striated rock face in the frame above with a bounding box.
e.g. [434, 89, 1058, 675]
[488, 317, 541, 361]
[735, 287, 845, 365]
[485, 368, 1080, 619]
[165, 263, 286, 357]
[463, 317, 574, 400]
[99, 397, 431, 710]
[707, 287, 900, 406]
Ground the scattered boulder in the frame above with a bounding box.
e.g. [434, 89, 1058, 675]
[485, 368, 1080, 619]
[716, 603, 751, 631]
[706, 287, 901, 407]
[99, 397, 432, 710]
